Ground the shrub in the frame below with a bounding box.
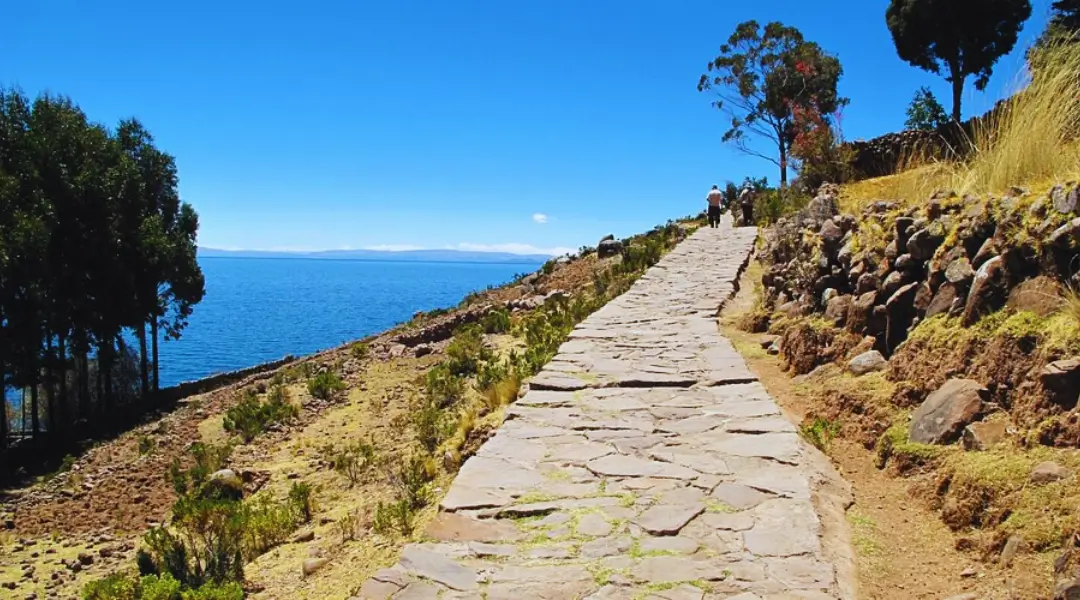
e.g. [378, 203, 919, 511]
[350, 342, 370, 360]
[307, 371, 346, 401]
[140, 574, 182, 600]
[424, 364, 465, 406]
[179, 582, 243, 600]
[167, 442, 232, 496]
[445, 325, 492, 376]
[412, 397, 448, 453]
[281, 362, 315, 383]
[288, 481, 314, 523]
[82, 574, 138, 600]
[480, 308, 512, 334]
[799, 417, 841, 452]
[480, 372, 522, 412]
[332, 440, 378, 487]
[372, 499, 416, 536]
[337, 510, 361, 544]
[138, 435, 156, 456]
[223, 386, 298, 443]
[240, 494, 296, 557]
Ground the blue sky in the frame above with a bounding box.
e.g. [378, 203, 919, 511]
[6, 0, 1053, 255]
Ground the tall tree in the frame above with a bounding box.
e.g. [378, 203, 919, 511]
[698, 21, 847, 188]
[886, 0, 1032, 122]
[904, 86, 950, 131]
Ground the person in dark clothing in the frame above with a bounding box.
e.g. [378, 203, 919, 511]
[738, 186, 755, 227]
[706, 185, 723, 228]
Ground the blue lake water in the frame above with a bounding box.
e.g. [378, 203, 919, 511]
[155, 257, 537, 387]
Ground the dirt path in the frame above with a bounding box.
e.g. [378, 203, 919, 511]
[357, 223, 857, 599]
[719, 257, 1036, 600]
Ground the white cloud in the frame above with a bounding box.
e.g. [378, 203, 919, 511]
[362, 244, 426, 252]
[452, 242, 575, 256]
[532, 213, 549, 224]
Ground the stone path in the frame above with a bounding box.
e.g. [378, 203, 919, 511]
[358, 223, 851, 600]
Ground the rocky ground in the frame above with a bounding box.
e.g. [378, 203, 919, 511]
[0, 223, 695, 600]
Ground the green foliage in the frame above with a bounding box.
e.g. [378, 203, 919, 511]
[288, 481, 314, 523]
[541, 260, 556, 275]
[280, 361, 315, 383]
[412, 396, 449, 453]
[390, 454, 435, 510]
[886, 0, 1032, 120]
[83, 574, 139, 600]
[424, 364, 465, 406]
[445, 324, 492, 376]
[350, 342, 370, 360]
[0, 88, 205, 445]
[697, 21, 847, 186]
[480, 307, 512, 334]
[139, 574, 182, 600]
[904, 86, 950, 131]
[167, 442, 232, 497]
[306, 371, 345, 401]
[222, 386, 297, 443]
[799, 417, 841, 452]
[179, 582, 243, 600]
[331, 439, 378, 487]
[373, 499, 416, 536]
[138, 435, 156, 456]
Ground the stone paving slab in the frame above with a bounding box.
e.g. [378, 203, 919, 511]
[356, 224, 848, 600]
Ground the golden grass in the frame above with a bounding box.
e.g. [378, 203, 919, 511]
[842, 38, 1080, 214]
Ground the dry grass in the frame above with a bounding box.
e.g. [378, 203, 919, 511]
[842, 39, 1080, 214]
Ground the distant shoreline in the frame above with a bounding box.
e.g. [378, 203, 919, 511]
[197, 254, 547, 267]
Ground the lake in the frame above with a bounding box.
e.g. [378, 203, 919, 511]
[153, 257, 538, 387]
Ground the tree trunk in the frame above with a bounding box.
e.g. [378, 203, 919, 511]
[139, 321, 149, 401]
[949, 61, 964, 122]
[151, 318, 160, 393]
[30, 379, 39, 437]
[0, 362, 7, 450]
[44, 335, 56, 434]
[57, 332, 68, 432]
[77, 348, 90, 421]
[779, 142, 789, 189]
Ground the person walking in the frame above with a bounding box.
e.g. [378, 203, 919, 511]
[738, 186, 755, 227]
[706, 185, 724, 228]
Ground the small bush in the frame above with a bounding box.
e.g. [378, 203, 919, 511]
[307, 371, 346, 401]
[167, 442, 232, 496]
[481, 372, 522, 412]
[140, 574, 182, 600]
[799, 417, 841, 452]
[412, 397, 448, 453]
[223, 386, 298, 443]
[240, 494, 296, 557]
[138, 435, 156, 456]
[373, 499, 416, 536]
[337, 510, 362, 544]
[281, 362, 315, 383]
[445, 325, 492, 376]
[350, 342, 370, 360]
[480, 308, 512, 334]
[83, 574, 138, 600]
[425, 365, 465, 406]
[332, 439, 378, 487]
[390, 453, 435, 510]
[179, 582, 243, 600]
[288, 482, 314, 523]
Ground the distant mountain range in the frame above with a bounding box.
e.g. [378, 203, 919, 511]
[197, 247, 551, 264]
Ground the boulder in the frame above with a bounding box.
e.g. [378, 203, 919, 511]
[822, 288, 838, 306]
[896, 217, 915, 250]
[1052, 184, 1079, 214]
[961, 419, 1011, 451]
[598, 239, 623, 258]
[881, 271, 905, 299]
[759, 335, 780, 350]
[204, 469, 244, 500]
[846, 291, 877, 333]
[926, 282, 964, 319]
[972, 238, 997, 268]
[913, 282, 934, 314]
[909, 379, 988, 445]
[885, 282, 920, 352]
[1031, 461, 1074, 485]
[1007, 276, 1065, 318]
[894, 254, 917, 271]
[820, 219, 844, 247]
[885, 240, 899, 261]
[303, 557, 330, 576]
[825, 294, 852, 326]
[907, 228, 945, 261]
[1048, 217, 1080, 247]
[856, 272, 880, 295]
[1055, 577, 1080, 600]
[1039, 359, 1080, 406]
[945, 257, 975, 287]
[961, 256, 1005, 326]
[848, 351, 887, 376]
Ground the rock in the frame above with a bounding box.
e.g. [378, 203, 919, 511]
[885, 240, 899, 261]
[1007, 276, 1064, 317]
[291, 529, 315, 543]
[848, 351, 887, 376]
[962, 419, 1011, 451]
[881, 271, 905, 299]
[894, 254, 917, 271]
[926, 282, 963, 319]
[846, 291, 878, 333]
[302, 557, 330, 576]
[77, 553, 93, 566]
[205, 469, 244, 500]
[856, 272, 880, 295]
[909, 379, 988, 445]
[896, 217, 915, 250]
[1053, 184, 1079, 214]
[1000, 534, 1024, 566]
[913, 281, 934, 314]
[634, 503, 705, 535]
[414, 344, 433, 358]
[759, 335, 779, 350]
[907, 228, 944, 261]
[885, 282, 920, 351]
[961, 256, 1005, 326]
[1056, 577, 1080, 600]
[959, 566, 978, 578]
[824, 295, 852, 326]
[972, 237, 996, 268]
[1031, 461, 1074, 485]
[598, 239, 623, 258]
[1040, 359, 1080, 405]
[1049, 217, 1080, 247]
[820, 220, 844, 247]
[398, 545, 478, 591]
[821, 288, 838, 306]
[837, 239, 855, 267]
[945, 257, 975, 286]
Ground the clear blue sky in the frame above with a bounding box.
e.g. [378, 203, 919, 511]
[6, 0, 1052, 255]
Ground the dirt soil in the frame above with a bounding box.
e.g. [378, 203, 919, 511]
[720, 256, 1049, 600]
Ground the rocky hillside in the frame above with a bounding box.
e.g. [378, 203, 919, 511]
[748, 182, 1080, 598]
